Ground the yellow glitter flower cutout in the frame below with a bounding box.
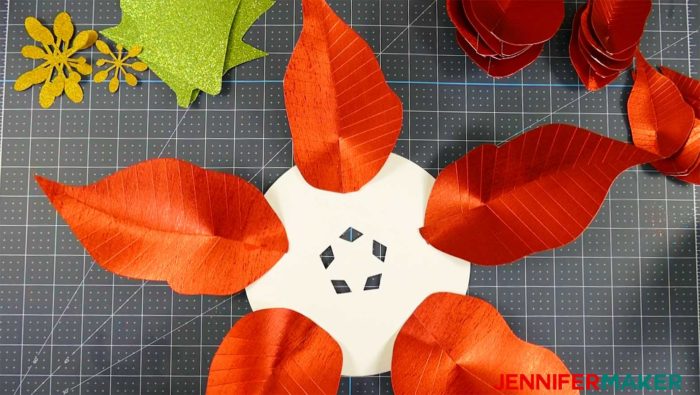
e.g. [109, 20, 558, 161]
[94, 40, 148, 93]
[14, 12, 97, 108]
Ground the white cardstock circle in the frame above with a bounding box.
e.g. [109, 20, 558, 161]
[246, 154, 471, 376]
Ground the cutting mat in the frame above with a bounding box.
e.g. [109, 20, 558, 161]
[0, 0, 699, 394]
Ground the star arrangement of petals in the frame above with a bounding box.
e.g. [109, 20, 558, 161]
[14, 12, 97, 108]
[36, 0, 700, 393]
[93, 40, 148, 93]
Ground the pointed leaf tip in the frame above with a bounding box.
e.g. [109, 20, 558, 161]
[421, 124, 654, 265]
[37, 158, 288, 295]
[284, 0, 403, 192]
[628, 52, 695, 158]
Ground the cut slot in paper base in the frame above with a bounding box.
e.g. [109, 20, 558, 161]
[246, 154, 471, 376]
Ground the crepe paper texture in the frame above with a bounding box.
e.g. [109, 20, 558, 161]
[628, 53, 694, 158]
[569, 0, 652, 91]
[102, 0, 275, 107]
[36, 158, 288, 296]
[628, 54, 700, 183]
[15, 12, 97, 108]
[283, 0, 403, 192]
[207, 308, 342, 394]
[465, 0, 564, 46]
[392, 292, 576, 395]
[590, 0, 652, 54]
[94, 40, 148, 93]
[446, 0, 563, 77]
[420, 124, 656, 266]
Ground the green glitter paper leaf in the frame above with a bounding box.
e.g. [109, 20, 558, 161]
[101, 0, 241, 107]
[188, 0, 276, 105]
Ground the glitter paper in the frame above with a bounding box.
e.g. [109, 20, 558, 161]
[102, 0, 241, 107]
[188, 0, 276, 102]
[94, 40, 148, 93]
[14, 12, 97, 108]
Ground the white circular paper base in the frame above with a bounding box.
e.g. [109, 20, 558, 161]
[247, 154, 470, 376]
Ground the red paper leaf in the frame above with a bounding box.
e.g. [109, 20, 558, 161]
[392, 292, 576, 395]
[569, 6, 622, 91]
[456, 33, 543, 78]
[461, 0, 531, 57]
[283, 0, 403, 193]
[654, 68, 700, 178]
[207, 308, 342, 394]
[578, 5, 632, 72]
[37, 159, 288, 296]
[661, 66, 700, 116]
[628, 52, 695, 158]
[590, 0, 652, 54]
[466, 0, 564, 45]
[446, 0, 497, 57]
[653, 120, 700, 176]
[420, 124, 654, 265]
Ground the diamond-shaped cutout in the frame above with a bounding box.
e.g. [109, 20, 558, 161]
[339, 227, 363, 242]
[331, 279, 352, 294]
[364, 274, 382, 291]
[320, 246, 335, 269]
[372, 240, 387, 262]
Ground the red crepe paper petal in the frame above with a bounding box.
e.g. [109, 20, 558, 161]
[590, 0, 652, 55]
[578, 5, 633, 72]
[420, 124, 654, 265]
[653, 120, 700, 176]
[461, 0, 531, 57]
[36, 159, 288, 296]
[628, 52, 695, 158]
[207, 308, 342, 394]
[447, 0, 498, 57]
[569, 6, 622, 91]
[652, 68, 700, 178]
[661, 66, 700, 116]
[456, 33, 543, 78]
[392, 292, 576, 395]
[283, 0, 403, 193]
[466, 0, 564, 46]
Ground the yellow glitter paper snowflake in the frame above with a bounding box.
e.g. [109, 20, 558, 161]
[14, 12, 97, 108]
[94, 40, 148, 93]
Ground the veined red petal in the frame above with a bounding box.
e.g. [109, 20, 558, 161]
[420, 124, 654, 265]
[461, 0, 531, 57]
[465, 0, 564, 45]
[628, 52, 695, 158]
[283, 0, 403, 193]
[207, 309, 342, 395]
[661, 66, 700, 116]
[569, 6, 622, 91]
[37, 158, 288, 296]
[446, 0, 497, 57]
[590, 0, 652, 55]
[456, 33, 543, 78]
[392, 292, 576, 395]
